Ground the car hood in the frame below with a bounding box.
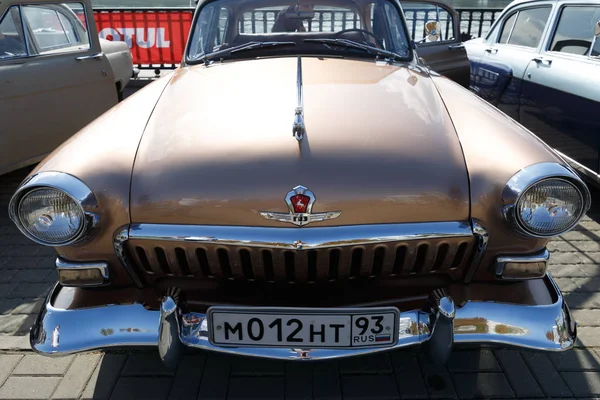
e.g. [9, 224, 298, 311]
[130, 57, 470, 226]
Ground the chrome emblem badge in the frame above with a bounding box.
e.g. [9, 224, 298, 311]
[259, 185, 341, 227]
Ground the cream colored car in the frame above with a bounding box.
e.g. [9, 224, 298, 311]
[0, 0, 134, 175]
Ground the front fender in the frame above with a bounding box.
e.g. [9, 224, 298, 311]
[23, 74, 173, 286]
[432, 76, 568, 281]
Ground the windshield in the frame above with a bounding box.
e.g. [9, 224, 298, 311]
[186, 0, 412, 63]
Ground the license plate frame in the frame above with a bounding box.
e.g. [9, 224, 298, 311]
[207, 306, 400, 349]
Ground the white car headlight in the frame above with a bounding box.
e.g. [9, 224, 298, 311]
[9, 172, 99, 246]
[516, 178, 584, 236]
[503, 163, 591, 238]
[18, 188, 85, 245]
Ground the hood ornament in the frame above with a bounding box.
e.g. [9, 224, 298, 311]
[259, 185, 341, 227]
[293, 107, 305, 141]
[293, 57, 305, 141]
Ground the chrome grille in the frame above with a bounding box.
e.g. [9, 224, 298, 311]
[124, 238, 476, 284]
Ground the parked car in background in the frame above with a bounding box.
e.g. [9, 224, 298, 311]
[0, 0, 136, 176]
[10, 0, 588, 367]
[464, 0, 600, 185]
[401, 0, 471, 87]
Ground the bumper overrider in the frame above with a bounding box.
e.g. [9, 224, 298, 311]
[31, 273, 576, 366]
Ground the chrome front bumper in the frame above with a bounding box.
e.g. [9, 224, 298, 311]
[30, 273, 576, 363]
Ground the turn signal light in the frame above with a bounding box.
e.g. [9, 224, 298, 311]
[58, 269, 104, 286]
[501, 261, 547, 279]
[56, 258, 108, 287]
[495, 249, 549, 280]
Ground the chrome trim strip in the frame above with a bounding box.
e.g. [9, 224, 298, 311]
[501, 162, 591, 238]
[495, 249, 549, 280]
[30, 273, 576, 358]
[55, 257, 109, 286]
[127, 221, 474, 250]
[554, 149, 600, 185]
[506, 10, 518, 42]
[113, 225, 144, 288]
[8, 172, 100, 247]
[18, 5, 31, 56]
[464, 220, 489, 283]
[590, 35, 598, 58]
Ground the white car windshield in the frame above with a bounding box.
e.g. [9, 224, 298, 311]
[187, 0, 412, 63]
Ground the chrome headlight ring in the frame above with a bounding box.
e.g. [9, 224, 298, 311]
[502, 162, 591, 238]
[8, 172, 99, 247]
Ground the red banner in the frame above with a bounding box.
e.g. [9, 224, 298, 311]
[94, 10, 193, 65]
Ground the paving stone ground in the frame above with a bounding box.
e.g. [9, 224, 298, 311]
[3, 140, 600, 398]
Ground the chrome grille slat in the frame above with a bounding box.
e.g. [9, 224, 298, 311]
[271, 250, 287, 281]
[307, 250, 318, 282]
[379, 246, 396, 277]
[165, 248, 184, 276]
[391, 245, 406, 276]
[154, 247, 171, 275]
[315, 250, 329, 281]
[294, 250, 309, 282]
[431, 243, 449, 272]
[238, 249, 255, 280]
[182, 248, 203, 277]
[174, 248, 192, 276]
[133, 246, 153, 274]
[440, 244, 457, 271]
[401, 244, 418, 275]
[228, 249, 245, 280]
[452, 242, 469, 269]
[143, 247, 163, 275]
[417, 244, 434, 274]
[359, 246, 372, 278]
[216, 248, 233, 279]
[122, 222, 479, 285]
[370, 246, 385, 277]
[204, 247, 221, 278]
[195, 248, 213, 278]
[284, 251, 295, 282]
[327, 249, 340, 281]
[338, 247, 354, 279]
[249, 249, 264, 280]
[261, 250, 275, 282]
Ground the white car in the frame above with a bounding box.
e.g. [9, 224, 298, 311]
[464, 0, 600, 185]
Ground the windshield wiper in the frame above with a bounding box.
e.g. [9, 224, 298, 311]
[195, 41, 297, 65]
[230, 41, 296, 54]
[303, 38, 404, 62]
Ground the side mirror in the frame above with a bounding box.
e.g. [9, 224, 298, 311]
[595, 21, 600, 37]
[425, 21, 441, 42]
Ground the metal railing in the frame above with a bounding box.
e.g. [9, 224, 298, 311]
[457, 8, 502, 39]
[92, 6, 503, 70]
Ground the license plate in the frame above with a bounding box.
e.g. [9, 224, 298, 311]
[208, 307, 399, 348]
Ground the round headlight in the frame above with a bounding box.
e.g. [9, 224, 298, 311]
[17, 188, 86, 245]
[516, 178, 585, 237]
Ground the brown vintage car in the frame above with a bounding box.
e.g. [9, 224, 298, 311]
[8, 0, 591, 367]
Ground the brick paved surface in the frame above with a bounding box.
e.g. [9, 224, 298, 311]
[2, 162, 600, 398]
